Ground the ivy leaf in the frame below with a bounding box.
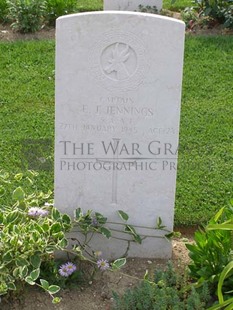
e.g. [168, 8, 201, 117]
[133, 233, 142, 244]
[144, 269, 149, 280]
[42, 223, 50, 232]
[125, 225, 136, 235]
[6, 211, 19, 224]
[3, 251, 13, 262]
[8, 282, 16, 290]
[156, 217, 162, 227]
[0, 212, 3, 224]
[30, 254, 41, 268]
[0, 186, 6, 197]
[118, 210, 129, 221]
[40, 279, 49, 290]
[100, 227, 111, 239]
[50, 222, 62, 233]
[165, 232, 174, 240]
[125, 225, 142, 244]
[19, 266, 28, 278]
[51, 208, 61, 221]
[13, 267, 20, 277]
[48, 285, 60, 295]
[59, 238, 68, 248]
[14, 173, 23, 181]
[52, 297, 61, 304]
[25, 276, 35, 285]
[62, 214, 71, 225]
[156, 217, 166, 229]
[12, 187, 25, 201]
[75, 208, 82, 220]
[45, 245, 56, 253]
[111, 258, 126, 270]
[30, 268, 40, 281]
[95, 212, 107, 224]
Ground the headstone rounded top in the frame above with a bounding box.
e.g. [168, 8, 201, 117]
[56, 11, 185, 28]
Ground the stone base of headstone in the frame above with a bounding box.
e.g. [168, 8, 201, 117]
[66, 231, 172, 260]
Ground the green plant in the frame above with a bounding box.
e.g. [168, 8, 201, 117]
[181, 7, 199, 29]
[163, 0, 193, 11]
[222, 4, 233, 28]
[0, 181, 72, 302]
[138, 4, 159, 13]
[45, 0, 77, 26]
[0, 170, 44, 207]
[7, 0, 46, 33]
[0, 172, 166, 303]
[206, 203, 233, 309]
[39, 259, 85, 290]
[112, 262, 211, 309]
[186, 204, 233, 298]
[0, 0, 9, 22]
[72, 208, 172, 259]
[195, 0, 233, 27]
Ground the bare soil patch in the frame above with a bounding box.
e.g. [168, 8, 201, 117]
[0, 25, 55, 42]
[0, 18, 232, 43]
[1, 235, 193, 310]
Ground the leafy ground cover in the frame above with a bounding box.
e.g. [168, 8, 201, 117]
[0, 239, 192, 310]
[0, 36, 232, 226]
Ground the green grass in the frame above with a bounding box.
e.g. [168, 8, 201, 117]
[75, 0, 192, 13]
[163, 0, 193, 11]
[0, 36, 232, 226]
[76, 0, 103, 12]
[0, 40, 55, 194]
[176, 36, 233, 225]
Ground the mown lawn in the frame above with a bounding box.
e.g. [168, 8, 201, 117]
[77, 0, 103, 12]
[76, 0, 193, 12]
[0, 36, 232, 226]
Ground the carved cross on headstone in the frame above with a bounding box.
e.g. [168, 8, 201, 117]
[97, 138, 137, 204]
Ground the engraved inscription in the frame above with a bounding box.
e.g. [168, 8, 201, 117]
[100, 96, 134, 104]
[96, 105, 154, 116]
[82, 124, 116, 133]
[149, 128, 176, 135]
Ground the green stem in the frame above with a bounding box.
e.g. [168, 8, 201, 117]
[72, 229, 167, 239]
[86, 231, 95, 244]
[63, 248, 96, 265]
[68, 237, 94, 258]
[106, 221, 170, 233]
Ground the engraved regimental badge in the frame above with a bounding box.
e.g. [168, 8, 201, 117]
[89, 30, 148, 92]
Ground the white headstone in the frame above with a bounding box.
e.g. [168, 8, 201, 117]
[104, 0, 162, 12]
[55, 12, 185, 259]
